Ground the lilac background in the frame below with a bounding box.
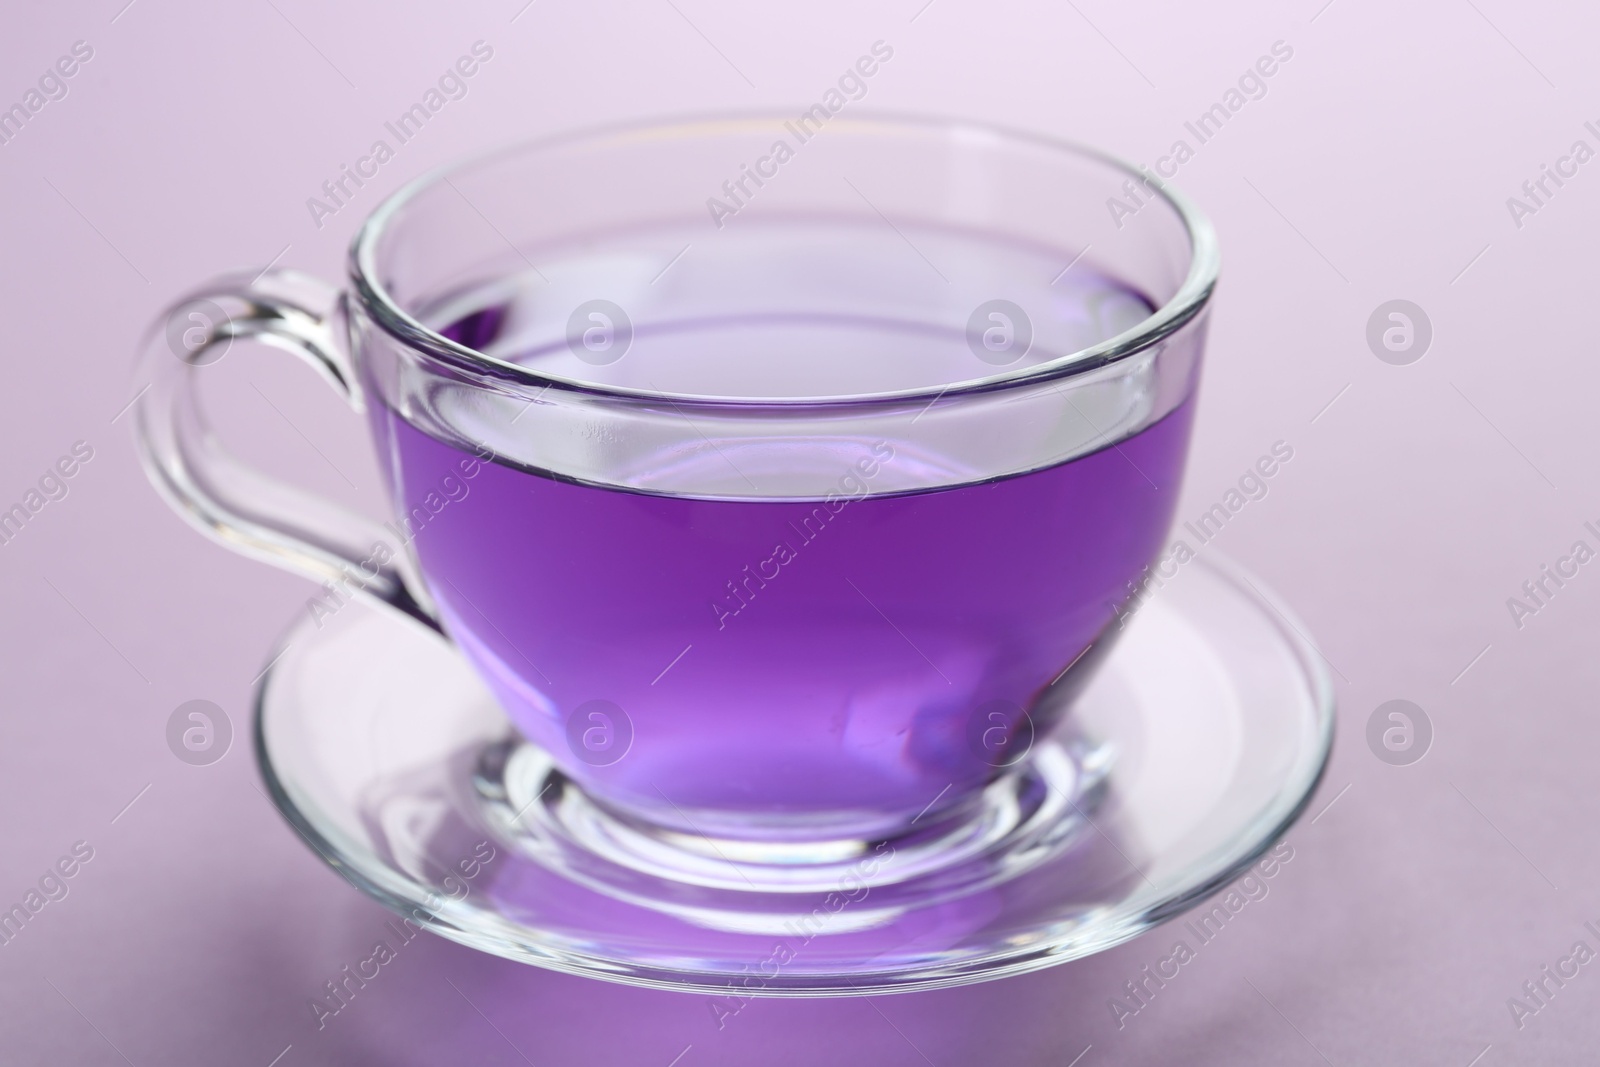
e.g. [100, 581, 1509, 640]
[1, 0, 1596, 1062]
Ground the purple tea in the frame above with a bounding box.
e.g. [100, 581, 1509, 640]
[366, 227, 1195, 841]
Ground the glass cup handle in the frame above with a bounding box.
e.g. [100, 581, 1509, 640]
[133, 267, 441, 632]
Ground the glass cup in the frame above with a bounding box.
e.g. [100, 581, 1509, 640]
[136, 113, 1216, 860]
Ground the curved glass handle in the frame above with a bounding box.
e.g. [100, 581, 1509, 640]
[133, 268, 440, 632]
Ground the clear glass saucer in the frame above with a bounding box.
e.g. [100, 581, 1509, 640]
[255, 553, 1333, 996]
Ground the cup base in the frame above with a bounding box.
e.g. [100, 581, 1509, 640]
[255, 553, 1333, 995]
[471, 725, 1104, 922]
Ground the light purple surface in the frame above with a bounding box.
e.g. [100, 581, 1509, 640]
[1, 1, 1596, 1063]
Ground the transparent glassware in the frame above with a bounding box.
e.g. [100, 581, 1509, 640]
[137, 113, 1216, 851]
[135, 114, 1334, 993]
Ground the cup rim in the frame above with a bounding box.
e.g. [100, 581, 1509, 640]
[349, 111, 1220, 408]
